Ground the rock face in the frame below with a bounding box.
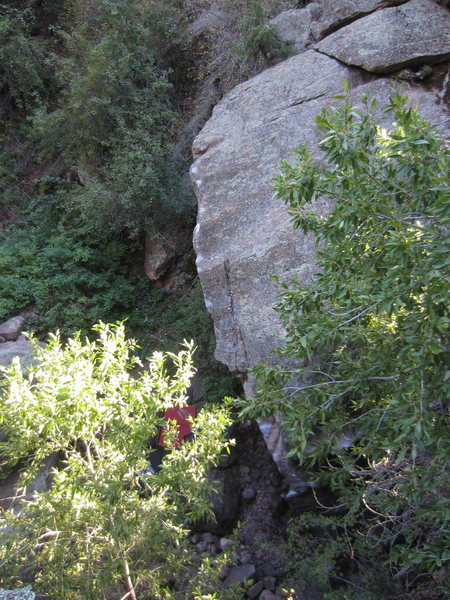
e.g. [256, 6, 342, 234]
[222, 564, 256, 588]
[0, 315, 26, 342]
[192, 50, 362, 374]
[190, 0, 450, 486]
[0, 315, 41, 373]
[144, 236, 176, 282]
[0, 452, 59, 512]
[315, 0, 450, 73]
[143, 226, 192, 289]
[311, 0, 408, 39]
[0, 335, 36, 371]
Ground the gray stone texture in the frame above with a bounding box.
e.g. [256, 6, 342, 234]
[248, 581, 265, 599]
[0, 315, 25, 341]
[191, 0, 450, 487]
[270, 4, 320, 54]
[0, 452, 59, 512]
[311, 0, 408, 39]
[258, 591, 279, 600]
[0, 588, 35, 600]
[222, 563, 256, 588]
[315, 0, 450, 73]
[0, 335, 36, 371]
[144, 236, 176, 281]
[192, 50, 363, 374]
[191, 64, 449, 376]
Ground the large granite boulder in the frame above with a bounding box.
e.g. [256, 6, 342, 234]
[144, 235, 177, 282]
[315, 0, 450, 73]
[0, 335, 36, 372]
[0, 315, 40, 373]
[0, 315, 26, 342]
[192, 50, 363, 375]
[191, 0, 450, 489]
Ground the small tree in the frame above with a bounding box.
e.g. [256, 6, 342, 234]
[0, 322, 233, 599]
[235, 0, 292, 65]
[240, 90, 449, 591]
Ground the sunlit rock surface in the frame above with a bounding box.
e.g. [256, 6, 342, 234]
[191, 0, 450, 488]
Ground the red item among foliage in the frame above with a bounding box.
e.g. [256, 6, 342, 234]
[156, 405, 197, 448]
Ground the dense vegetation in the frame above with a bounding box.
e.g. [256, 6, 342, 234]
[0, 323, 234, 598]
[241, 90, 450, 597]
[0, 0, 293, 395]
[2, 1, 448, 598]
[0, 3, 289, 598]
[0, 0, 188, 333]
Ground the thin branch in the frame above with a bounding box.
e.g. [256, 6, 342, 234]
[282, 379, 355, 393]
[362, 494, 395, 521]
[348, 219, 369, 242]
[307, 369, 336, 381]
[122, 556, 137, 600]
[282, 366, 413, 396]
[311, 486, 346, 512]
[331, 574, 381, 598]
[335, 303, 378, 329]
[367, 367, 416, 381]
[109, 514, 137, 600]
[342, 407, 383, 428]
[303, 386, 355, 421]
[328, 305, 364, 317]
[375, 212, 430, 233]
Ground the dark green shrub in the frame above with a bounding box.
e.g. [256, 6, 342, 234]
[0, 180, 147, 336]
[0, 4, 52, 114]
[138, 282, 241, 403]
[0, 0, 195, 339]
[283, 513, 407, 599]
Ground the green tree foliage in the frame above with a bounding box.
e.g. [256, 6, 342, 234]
[0, 0, 194, 336]
[282, 513, 394, 599]
[151, 281, 242, 403]
[0, 186, 147, 335]
[0, 4, 52, 115]
[31, 0, 187, 234]
[240, 90, 450, 591]
[0, 323, 233, 599]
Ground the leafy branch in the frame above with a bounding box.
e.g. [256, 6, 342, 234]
[239, 89, 450, 592]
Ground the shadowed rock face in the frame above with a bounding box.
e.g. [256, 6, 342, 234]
[190, 0, 450, 488]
